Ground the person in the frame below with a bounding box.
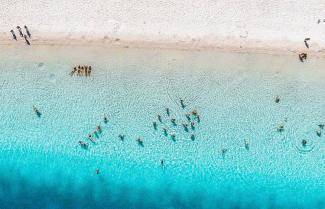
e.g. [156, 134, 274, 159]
[79, 141, 88, 149]
[85, 66, 88, 76]
[299, 53, 307, 62]
[171, 133, 176, 141]
[277, 123, 284, 132]
[118, 134, 125, 141]
[104, 115, 108, 124]
[137, 137, 144, 147]
[244, 139, 249, 150]
[158, 114, 162, 123]
[171, 118, 176, 126]
[318, 124, 324, 129]
[96, 169, 100, 174]
[302, 139, 307, 147]
[10, 30, 17, 40]
[160, 159, 164, 170]
[190, 122, 195, 130]
[24, 25, 31, 38]
[182, 123, 189, 132]
[163, 128, 168, 136]
[70, 67, 77, 76]
[97, 125, 102, 134]
[166, 108, 170, 116]
[88, 66, 92, 76]
[16, 26, 23, 37]
[33, 106, 41, 117]
[153, 122, 157, 130]
[88, 134, 96, 143]
[221, 148, 228, 159]
[180, 99, 185, 109]
[191, 134, 195, 141]
[185, 113, 191, 122]
[316, 128, 321, 137]
[275, 96, 280, 103]
[24, 35, 30, 45]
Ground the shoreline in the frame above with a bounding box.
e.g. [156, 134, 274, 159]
[1, 32, 324, 59]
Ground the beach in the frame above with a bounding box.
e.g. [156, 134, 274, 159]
[1, 0, 325, 56]
[1, 1, 325, 208]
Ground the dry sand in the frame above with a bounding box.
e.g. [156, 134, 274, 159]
[1, 0, 325, 56]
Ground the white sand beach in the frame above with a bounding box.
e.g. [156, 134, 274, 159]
[1, 0, 325, 55]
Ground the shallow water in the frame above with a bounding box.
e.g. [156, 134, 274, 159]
[0, 45, 324, 209]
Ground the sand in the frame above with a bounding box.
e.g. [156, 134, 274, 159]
[1, 0, 325, 55]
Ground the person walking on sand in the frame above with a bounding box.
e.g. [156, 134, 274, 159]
[16, 26, 23, 37]
[24, 25, 31, 38]
[10, 30, 17, 40]
[24, 35, 30, 45]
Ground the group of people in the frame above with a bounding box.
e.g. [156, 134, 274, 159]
[153, 98, 200, 144]
[70, 65, 92, 77]
[10, 25, 31, 45]
[79, 115, 108, 149]
[298, 38, 310, 62]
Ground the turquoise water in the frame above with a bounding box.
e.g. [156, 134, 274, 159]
[0, 45, 324, 209]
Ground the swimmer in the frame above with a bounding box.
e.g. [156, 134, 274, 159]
[302, 139, 307, 147]
[277, 124, 284, 132]
[182, 123, 189, 132]
[160, 159, 164, 170]
[79, 141, 88, 149]
[33, 106, 41, 117]
[180, 99, 186, 109]
[190, 122, 195, 130]
[185, 113, 191, 122]
[153, 122, 158, 130]
[104, 115, 108, 124]
[191, 110, 198, 116]
[119, 134, 125, 141]
[88, 134, 96, 143]
[137, 137, 144, 147]
[190, 134, 195, 141]
[163, 128, 168, 136]
[166, 108, 170, 116]
[24, 25, 31, 38]
[97, 125, 102, 134]
[316, 128, 321, 137]
[96, 168, 100, 174]
[275, 96, 280, 103]
[10, 29, 17, 40]
[158, 114, 162, 123]
[171, 118, 176, 126]
[196, 115, 201, 123]
[171, 133, 176, 141]
[221, 148, 228, 159]
[244, 139, 249, 150]
[318, 124, 324, 129]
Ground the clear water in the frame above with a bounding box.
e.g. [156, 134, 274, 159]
[0, 45, 324, 209]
